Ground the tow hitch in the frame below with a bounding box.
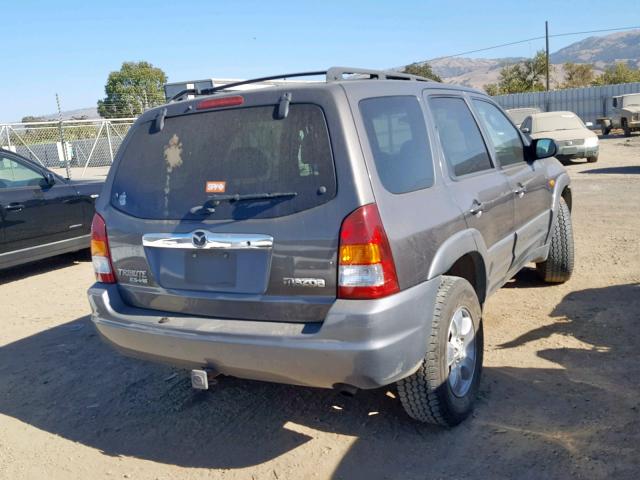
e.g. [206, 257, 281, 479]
[190, 369, 218, 390]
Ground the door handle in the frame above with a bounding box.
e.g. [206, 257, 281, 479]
[469, 200, 484, 216]
[514, 182, 526, 198]
[4, 203, 25, 212]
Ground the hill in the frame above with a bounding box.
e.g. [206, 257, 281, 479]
[424, 29, 640, 90]
[550, 30, 640, 67]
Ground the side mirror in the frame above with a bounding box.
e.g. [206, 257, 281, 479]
[521, 127, 530, 134]
[585, 121, 594, 128]
[531, 138, 557, 160]
[44, 172, 56, 186]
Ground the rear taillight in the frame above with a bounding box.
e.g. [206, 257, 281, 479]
[91, 213, 116, 283]
[338, 204, 399, 299]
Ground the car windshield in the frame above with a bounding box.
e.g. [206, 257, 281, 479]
[111, 104, 336, 220]
[533, 114, 584, 133]
[508, 109, 539, 125]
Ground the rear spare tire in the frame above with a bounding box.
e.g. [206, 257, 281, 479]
[536, 197, 574, 283]
[397, 276, 483, 427]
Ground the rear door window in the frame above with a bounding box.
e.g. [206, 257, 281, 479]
[428, 96, 493, 177]
[111, 104, 336, 220]
[359, 96, 434, 194]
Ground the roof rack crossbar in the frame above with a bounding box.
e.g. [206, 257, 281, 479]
[326, 66, 429, 82]
[169, 88, 199, 102]
[170, 71, 327, 102]
[199, 71, 327, 95]
[169, 67, 433, 101]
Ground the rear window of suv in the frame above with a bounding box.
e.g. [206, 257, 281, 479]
[111, 104, 336, 220]
[359, 96, 434, 194]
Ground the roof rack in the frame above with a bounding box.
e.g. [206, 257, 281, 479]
[326, 66, 430, 83]
[169, 67, 433, 101]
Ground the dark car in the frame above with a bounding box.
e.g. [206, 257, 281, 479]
[88, 67, 573, 427]
[0, 149, 103, 269]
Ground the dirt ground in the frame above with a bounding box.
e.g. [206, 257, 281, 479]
[1, 134, 639, 480]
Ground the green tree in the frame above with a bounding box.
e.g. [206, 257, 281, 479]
[482, 83, 498, 96]
[525, 51, 552, 90]
[483, 51, 551, 95]
[593, 62, 640, 86]
[20, 115, 44, 123]
[561, 62, 595, 88]
[402, 62, 442, 82]
[97, 61, 167, 118]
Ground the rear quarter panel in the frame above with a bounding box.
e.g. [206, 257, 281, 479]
[343, 82, 468, 290]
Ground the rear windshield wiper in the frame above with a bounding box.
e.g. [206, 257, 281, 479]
[190, 192, 297, 214]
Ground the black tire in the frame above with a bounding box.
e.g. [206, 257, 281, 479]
[397, 276, 483, 427]
[622, 119, 631, 137]
[72, 248, 92, 262]
[536, 197, 574, 283]
[601, 126, 611, 136]
[587, 156, 598, 163]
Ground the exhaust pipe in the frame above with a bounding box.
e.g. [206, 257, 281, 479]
[334, 383, 358, 397]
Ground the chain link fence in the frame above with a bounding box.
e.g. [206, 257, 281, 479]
[0, 118, 135, 179]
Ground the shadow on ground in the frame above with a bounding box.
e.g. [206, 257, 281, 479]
[580, 165, 640, 175]
[599, 132, 639, 139]
[1, 283, 639, 478]
[502, 266, 547, 289]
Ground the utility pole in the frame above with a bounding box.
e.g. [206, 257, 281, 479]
[56, 93, 71, 179]
[545, 21, 550, 91]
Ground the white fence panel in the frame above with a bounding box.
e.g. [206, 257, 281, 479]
[493, 82, 640, 126]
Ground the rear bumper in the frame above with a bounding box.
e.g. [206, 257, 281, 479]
[88, 278, 440, 389]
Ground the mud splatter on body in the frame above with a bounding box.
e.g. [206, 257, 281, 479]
[163, 134, 183, 216]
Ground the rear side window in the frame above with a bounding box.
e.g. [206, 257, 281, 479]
[429, 97, 493, 177]
[472, 100, 525, 167]
[111, 104, 336, 220]
[359, 96, 434, 194]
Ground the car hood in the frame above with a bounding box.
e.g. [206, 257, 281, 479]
[530, 128, 597, 141]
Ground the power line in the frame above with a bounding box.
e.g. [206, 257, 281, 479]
[423, 25, 640, 63]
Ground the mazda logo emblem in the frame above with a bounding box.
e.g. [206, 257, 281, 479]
[192, 230, 207, 248]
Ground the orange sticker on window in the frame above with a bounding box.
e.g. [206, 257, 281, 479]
[206, 181, 226, 193]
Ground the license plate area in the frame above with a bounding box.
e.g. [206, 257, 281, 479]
[145, 246, 272, 294]
[185, 250, 236, 288]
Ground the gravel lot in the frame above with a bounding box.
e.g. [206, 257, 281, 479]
[1, 135, 639, 480]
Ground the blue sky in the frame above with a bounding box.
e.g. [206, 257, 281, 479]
[1, 0, 638, 122]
